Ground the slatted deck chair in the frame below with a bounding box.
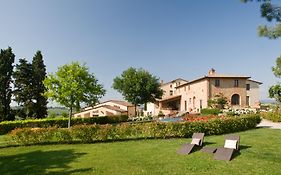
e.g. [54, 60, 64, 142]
[214, 135, 240, 161]
[177, 133, 205, 155]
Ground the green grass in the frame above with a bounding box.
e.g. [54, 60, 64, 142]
[0, 128, 281, 175]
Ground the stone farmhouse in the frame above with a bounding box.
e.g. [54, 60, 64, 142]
[145, 69, 262, 116]
[74, 100, 136, 118]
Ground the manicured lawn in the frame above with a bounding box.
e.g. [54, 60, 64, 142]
[0, 128, 281, 175]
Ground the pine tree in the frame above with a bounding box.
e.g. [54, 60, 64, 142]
[31, 51, 48, 118]
[0, 47, 15, 121]
[14, 59, 34, 119]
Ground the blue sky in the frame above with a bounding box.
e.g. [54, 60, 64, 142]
[1, 0, 281, 103]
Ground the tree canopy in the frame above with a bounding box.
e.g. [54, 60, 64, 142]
[44, 62, 105, 128]
[113, 67, 163, 112]
[242, 0, 281, 39]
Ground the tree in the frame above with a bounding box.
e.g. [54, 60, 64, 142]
[0, 47, 15, 121]
[207, 93, 228, 109]
[242, 0, 281, 39]
[14, 59, 34, 119]
[113, 67, 163, 115]
[269, 84, 281, 103]
[44, 62, 106, 128]
[242, 1, 281, 103]
[31, 51, 48, 118]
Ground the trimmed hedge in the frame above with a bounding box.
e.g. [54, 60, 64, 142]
[201, 108, 221, 115]
[261, 112, 281, 122]
[0, 115, 128, 135]
[8, 114, 261, 145]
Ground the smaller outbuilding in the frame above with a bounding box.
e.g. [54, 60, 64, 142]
[74, 100, 136, 118]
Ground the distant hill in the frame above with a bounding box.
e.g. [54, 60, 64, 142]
[260, 99, 277, 104]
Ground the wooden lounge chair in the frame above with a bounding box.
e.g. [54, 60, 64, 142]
[177, 133, 205, 155]
[214, 135, 240, 161]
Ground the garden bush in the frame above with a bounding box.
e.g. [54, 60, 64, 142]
[0, 115, 128, 135]
[261, 112, 281, 122]
[8, 114, 261, 145]
[201, 108, 221, 115]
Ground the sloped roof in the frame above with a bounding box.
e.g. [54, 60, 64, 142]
[102, 105, 127, 112]
[247, 79, 263, 85]
[107, 100, 134, 107]
[161, 78, 188, 86]
[158, 95, 182, 102]
[176, 73, 255, 88]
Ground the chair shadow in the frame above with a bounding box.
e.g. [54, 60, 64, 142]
[231, 145, 252, 160]
[203, 141, 216, 146]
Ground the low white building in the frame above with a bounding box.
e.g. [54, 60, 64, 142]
[74, 100, 136, 118]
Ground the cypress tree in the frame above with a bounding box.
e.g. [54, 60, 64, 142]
[0, 47, 15, 121]
[14, 59, 34, 118]
[31, 51, 48, 118]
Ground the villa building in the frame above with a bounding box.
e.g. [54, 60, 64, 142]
[74, 100, 136, 118]
[145, 69, 262, 116]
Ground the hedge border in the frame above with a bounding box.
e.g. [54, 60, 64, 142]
[0, 115, 128, 135]
[8, 114, 261, 145]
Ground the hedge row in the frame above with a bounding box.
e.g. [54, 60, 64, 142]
[8, 114, 261, 145]
[0, 115, 128, 135]
[260, 112, 281, 122]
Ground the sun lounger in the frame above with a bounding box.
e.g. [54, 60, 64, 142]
[214, 135, 240, 161]
[177, 133, 204, 155]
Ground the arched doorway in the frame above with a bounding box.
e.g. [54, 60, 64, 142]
[231, 94, 240, 105]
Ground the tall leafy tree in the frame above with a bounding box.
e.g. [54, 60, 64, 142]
[113, 67, 163, 115]
[44, 62, 106, 128]
[0, 47, 15, 121]
[242, 1, 281, 102]
[32, 51, 48, 118]
[242, 0, 281, 39]
[14, 59, 34, 118]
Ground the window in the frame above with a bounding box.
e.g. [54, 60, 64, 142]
[188, 85, 190, 90]
[170, 84, 172, 88]
[215, 79, 220, 87]
[170, 90, 173, 96]
[184, 86, 186, 91]
[184, 100, 187, 111]
[234, 80, 239, 87]
[246, 96, 250, 106]
[246, 84, 250, 90]
[189, 98, 191, 104]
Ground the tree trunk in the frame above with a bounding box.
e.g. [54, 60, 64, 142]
[68, 105, 73, 129]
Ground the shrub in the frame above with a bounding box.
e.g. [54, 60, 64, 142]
[261, 112, 281, 122]
[0, 115, 128, 135]
[8, 114, 261, 145]
[201, 108, 221, 115]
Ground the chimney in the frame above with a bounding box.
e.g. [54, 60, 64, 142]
[208, 68, 216, 75]
[160, 80, 164, 85]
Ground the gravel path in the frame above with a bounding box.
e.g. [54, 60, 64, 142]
[257, 119, 281, 129]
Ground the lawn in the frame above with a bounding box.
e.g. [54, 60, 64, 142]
[0, 128, 280, 175]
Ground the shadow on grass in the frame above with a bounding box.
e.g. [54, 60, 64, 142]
[231, 145, 252, 160]
[0, 149, 92, 175]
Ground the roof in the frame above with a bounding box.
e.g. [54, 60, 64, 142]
[101, 105, 127, 112]
[158, 95, 182, 102]
[161, 78, 188, 86]
[99, 100, 134, 107]
[176, 74, 254, 88]
[206, 74, 250, 78]
[247, 79, 263, 85]
[74, 104, 128, 115]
